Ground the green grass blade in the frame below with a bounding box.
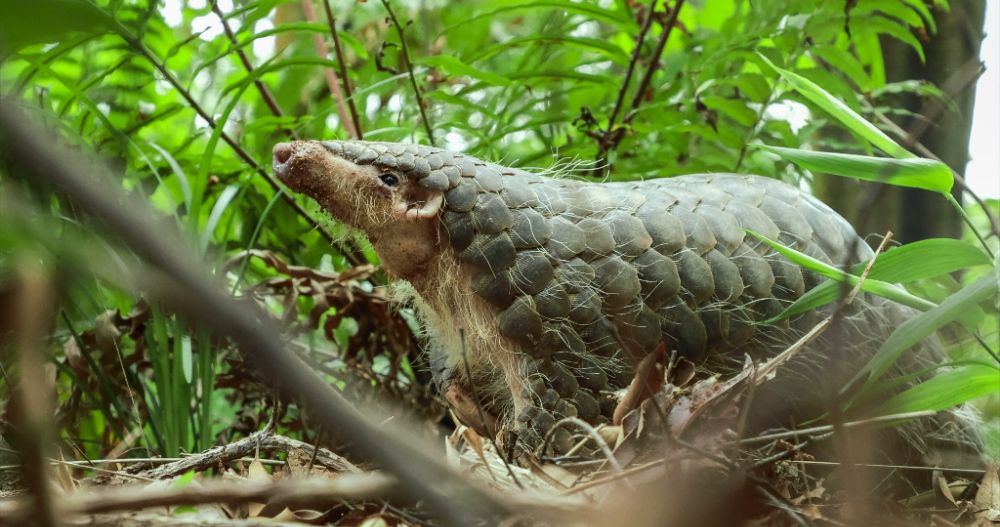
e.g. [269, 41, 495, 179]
[853, 274, 999, 390]
[771, 238, 991, 321]
[415, 55, 513, 86]
[876, 364, 1000, 415]
[759, 145, 953, 193]
[147, 142, 193, 212]
[746, 230, 937, 313]
[756, 52, 912, 159]
[200, 184, 241, 252]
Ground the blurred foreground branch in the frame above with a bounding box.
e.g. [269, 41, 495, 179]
[0, 101, 509, 526]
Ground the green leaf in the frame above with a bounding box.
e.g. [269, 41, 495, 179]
[0, 0, 111, 52]
[180, 335, 193, 385]
[415, 55, 512, 86]
[862, 16, 926, 62]
[201, 185, 242, 251]
[173, 470, 197, 488]
[746, 230, 937, 313]
[756, 53, 913, 159]
[439, 1, 634, 37]
[901, 0, 937, 33]
[699, 96, 758, 127]
[773, 238, 991, 320]
[854, 274, 999, 388]
[876, 364, 1000, 415]
[147, 142, 193, 211]
[811, 46, 871, 90]
[470, 36, 630, 65]
[852, 0, 925, 29]
[759, 145, 953, 193]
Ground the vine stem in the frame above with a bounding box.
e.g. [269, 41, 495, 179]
[380, 0, 436, 145]
[595, 0, 685, 175]
[322, 0, 364, 139]
[302, 0, 358, 139]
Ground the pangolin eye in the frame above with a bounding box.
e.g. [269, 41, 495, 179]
[378, 173, 400, 187]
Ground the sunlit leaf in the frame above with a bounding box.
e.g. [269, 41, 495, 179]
[0, 0, 110, 52]
[877, 363, 1000, 415]
[746, 230, 937, 312]
[757, 52, 913, 159]
[759, 145, 953, 192]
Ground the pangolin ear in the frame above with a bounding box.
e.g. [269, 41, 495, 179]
[391, 192, 444, 222]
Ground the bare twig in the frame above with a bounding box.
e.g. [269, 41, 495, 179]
[538, 417, 626, 476]
[380, 0, 435, 145]
[211, 1, 295, 139]
[605, 0, 659, 137]
[135, 430, 358, 480]
[755, 483, 814, 527]
[0, 103, 511, 526]
[624, 0, 686, 122]
[322, 0, 364, 139]
[301, 0, 358, 139]
[788, 459, 987, 475]
[737, 411, 937, 445]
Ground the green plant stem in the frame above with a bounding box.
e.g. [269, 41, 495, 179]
[944, 192, 991, 253]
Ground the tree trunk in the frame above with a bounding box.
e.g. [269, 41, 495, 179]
[816, 0, 986, 244]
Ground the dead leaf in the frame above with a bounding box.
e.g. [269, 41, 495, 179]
[359, 516, 390, 527]
[614, 342, 666, 425]
[938, 471, 958, 506]
[246, 459, 270, 517]
[973, 460, 1000, 524]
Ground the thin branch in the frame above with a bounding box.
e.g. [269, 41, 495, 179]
[624, 0, 686, 123]
[301, 0, 358, 139]
[211, 0, 296, 139]
[323, 0, 364, 139]
[0, 473, 396, 519]
[6, 264, 59, 527]
[594, 0, 685, 175]
[605, 0, 659, 135]
[135, 430, 358, 480]
[872, 111, 1000, 239]
[0, 103, 512, 526]
[737, 411, 937, 445]
[788, 459, 987, 475]
[538, 417, 626, 476]
[380, 0, 435, 145]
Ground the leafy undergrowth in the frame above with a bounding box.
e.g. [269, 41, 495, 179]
[1, 0, 998, 525]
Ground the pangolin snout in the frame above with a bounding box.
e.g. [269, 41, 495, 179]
[272, 142, 294, 183]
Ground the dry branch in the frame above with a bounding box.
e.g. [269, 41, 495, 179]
[0, 473, 394, 521]
[134, 431, 359, 480]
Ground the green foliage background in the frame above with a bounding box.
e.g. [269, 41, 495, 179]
[0, 0, 996, 464]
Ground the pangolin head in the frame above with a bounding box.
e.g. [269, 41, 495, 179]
[272, 140, 454, 231]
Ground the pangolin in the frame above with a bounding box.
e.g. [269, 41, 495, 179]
[272, 139, 974, 459]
